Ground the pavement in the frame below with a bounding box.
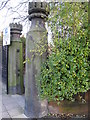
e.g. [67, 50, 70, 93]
[0, 52, 28, 119]
[1, 81, 28, 119]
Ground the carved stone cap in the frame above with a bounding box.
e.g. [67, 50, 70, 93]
[9, 23, 22, 35]
[28, 2, 49, 21]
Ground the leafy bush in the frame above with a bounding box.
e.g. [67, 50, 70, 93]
[40, 2, 90, 102]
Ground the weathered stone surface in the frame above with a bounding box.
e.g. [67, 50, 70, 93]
[10, 23, 22, 35]
[28, 2, 49, 21]
[8, 23, 24, 94]
[25, 2, 49, 118]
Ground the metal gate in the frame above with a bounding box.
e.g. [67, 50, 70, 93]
[2, 46, 8, 93]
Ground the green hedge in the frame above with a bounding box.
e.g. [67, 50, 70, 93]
[40, 2, 90, 103]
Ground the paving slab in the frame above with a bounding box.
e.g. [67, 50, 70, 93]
[12, 113, 27, 118]
[2, 104, 7, 112]
[2, 111, 10, 118]
[2, 82, 27, 119]
[12, 95, 25, 108]
[2, 97, 16, 105]
[5, 102, 20, 111]
[7, 106, 24, 117]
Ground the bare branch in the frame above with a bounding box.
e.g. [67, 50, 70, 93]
[0, 0, 11, 10]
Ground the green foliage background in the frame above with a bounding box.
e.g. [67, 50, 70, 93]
[40, 2, 90, 102]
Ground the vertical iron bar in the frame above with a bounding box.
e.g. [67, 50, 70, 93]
[6, 46, 8, 94]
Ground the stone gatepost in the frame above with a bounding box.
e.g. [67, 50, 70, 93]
[25, 2, 49, 118]
[8, 23, 24, 94]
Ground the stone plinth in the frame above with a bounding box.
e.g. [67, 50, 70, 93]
[8, 23, 24, 94]
[25, 2, 49, 118]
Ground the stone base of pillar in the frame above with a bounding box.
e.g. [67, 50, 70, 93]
[24, 99, 48, 118]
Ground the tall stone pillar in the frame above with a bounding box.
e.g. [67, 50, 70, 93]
[25, 2, 49, 118]
[8, 23, 24, 94]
